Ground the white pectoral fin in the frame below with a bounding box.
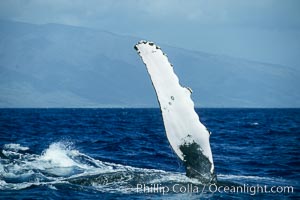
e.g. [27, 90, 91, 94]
[134, 41, 215, 182]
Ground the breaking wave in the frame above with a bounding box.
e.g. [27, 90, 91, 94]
[0, 142, 292, 194]
[0, 142, 196, 193]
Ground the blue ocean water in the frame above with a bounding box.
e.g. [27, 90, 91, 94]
[0, 108, 299, 199]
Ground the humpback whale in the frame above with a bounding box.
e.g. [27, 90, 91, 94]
[134, 41, 216, 183]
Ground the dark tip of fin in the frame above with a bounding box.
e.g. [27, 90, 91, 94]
[134, 45, 138, 51]
[138, 40, 147, 45]
[179, 141, 216, 183]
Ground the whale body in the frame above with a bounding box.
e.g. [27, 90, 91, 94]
[134, 41, 216, 183]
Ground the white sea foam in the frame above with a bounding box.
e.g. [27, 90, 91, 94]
[1, 142, 291, 193]
[3, 143, 29, 151]
[40, 142, 77, 168]
[0, 141, 149, 190]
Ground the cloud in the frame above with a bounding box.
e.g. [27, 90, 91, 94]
[0, 0, 299, 29]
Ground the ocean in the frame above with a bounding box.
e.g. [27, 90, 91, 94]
[0, 108, 299, 199]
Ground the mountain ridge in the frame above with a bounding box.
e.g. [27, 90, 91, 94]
[0, 20, 299, 108]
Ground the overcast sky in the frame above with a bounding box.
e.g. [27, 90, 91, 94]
[1, 0, 300, 67]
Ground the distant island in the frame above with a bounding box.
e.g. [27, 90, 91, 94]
[0, 20, 299, 108]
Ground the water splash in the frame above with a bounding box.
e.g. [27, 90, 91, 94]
[0, 141, 293, 194]
[0, 141, 185, 191]
[40, 142, 76, 168]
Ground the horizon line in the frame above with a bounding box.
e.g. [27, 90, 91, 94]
[0, 107, 299, 109]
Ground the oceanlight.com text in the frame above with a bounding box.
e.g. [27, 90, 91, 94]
[208, 183, 294, 196]
[136, 183, 294, 196]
